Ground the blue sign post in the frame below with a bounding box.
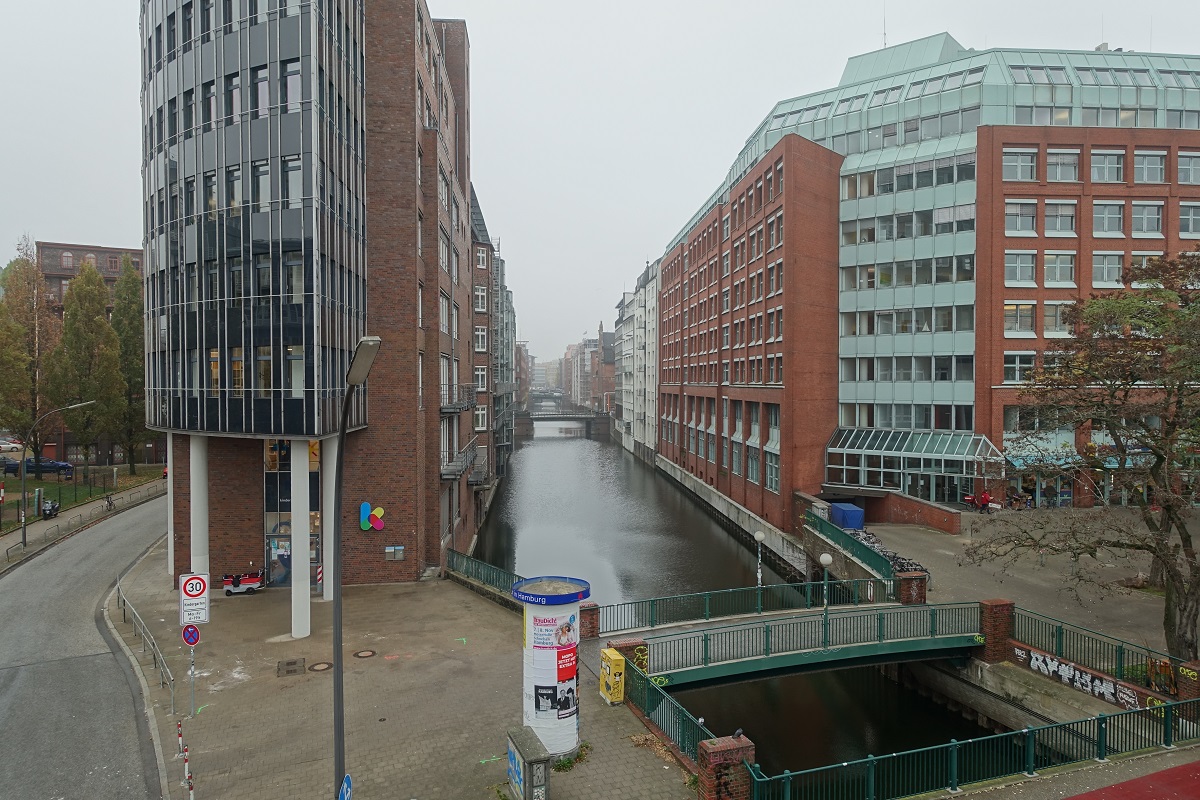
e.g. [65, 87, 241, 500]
[337, 774, 352, 800]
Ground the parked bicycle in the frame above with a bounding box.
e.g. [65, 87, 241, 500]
[104, 494, 116, 512]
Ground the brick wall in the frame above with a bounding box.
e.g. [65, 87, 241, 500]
[977, 599, 1015, 663]
[172, 435, 191, 583]
[580, 601, 599, 640]
[864, 492, 961, 535]
[897, 572, 928, 605]
[207, 437, 264, 577]
[697, 736, 756, 800]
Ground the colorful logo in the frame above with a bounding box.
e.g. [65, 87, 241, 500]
[360, 502, 385, 531]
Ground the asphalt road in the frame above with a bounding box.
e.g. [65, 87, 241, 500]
[0, 497, 168, 799]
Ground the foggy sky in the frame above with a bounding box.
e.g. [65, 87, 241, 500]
[1, 0, 1193, 363]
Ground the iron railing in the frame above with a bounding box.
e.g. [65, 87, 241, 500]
[439, 383, 477, 413]
[599, 580, 898, 634]
[468, 453, 490, 486]
[643, 603, 980, 675]
[446, 549, 522, 596]
[625, 661, 715, 764]
[115, 582, 176, 714]
[805, 510, 895, 579]
[440, 437, 477, 479]
[747, 697, 1200, 799]
[1014, 608, 1182, 696]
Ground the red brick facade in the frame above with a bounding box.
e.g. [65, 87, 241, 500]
[658, 135, 843, 534]
[977, 599, 1016, 663]
[865, 492, 962, 535]
[697, 736, 756, 800]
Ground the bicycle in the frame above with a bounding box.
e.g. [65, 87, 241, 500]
[104, 494, 116, 512]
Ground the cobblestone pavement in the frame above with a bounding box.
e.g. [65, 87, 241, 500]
[109, 539, 695, 800]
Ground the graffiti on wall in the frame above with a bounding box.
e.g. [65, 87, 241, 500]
[1014, 645, 1150, 710]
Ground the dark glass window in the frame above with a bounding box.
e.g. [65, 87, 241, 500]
[251, 67, 269, 118]
[183, 89, 195, 135]
[182, 3, 194, 49]
[251, 161, 270, 212]
[282, 156, 303, 208]
[201, 81, 216, 129]
[225, 73, 241, 123]
[281, 59, 301, 113]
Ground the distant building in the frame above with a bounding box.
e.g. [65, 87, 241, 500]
[35, 241, 142, 307]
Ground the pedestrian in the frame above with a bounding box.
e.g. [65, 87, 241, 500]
[979, 489, 992, 514]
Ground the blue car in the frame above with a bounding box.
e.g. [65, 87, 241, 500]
[1, 457, 19, 476]
[23, 457, 74, 478]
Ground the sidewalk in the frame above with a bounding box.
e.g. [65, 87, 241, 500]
[0, 476, 167, 573]
[109, 539, 695, 800]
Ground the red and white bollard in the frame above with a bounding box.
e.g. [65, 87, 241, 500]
[181, 745, 189, 787]
[316, 565, 323, 586]
[188, 773, 195, 800]
[177, 720, 184, 756]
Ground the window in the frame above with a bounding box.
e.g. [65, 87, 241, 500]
[285, 346, 304, 397]
[1002, 151, 1036, 181]
[281, 59, 301, 113]
[765, 452, 780, 493]
[1133, 153, 1165, 183]
[224, 73, 241, 123]
[475, 365, 487, 392]
[1180, 155, 1200, 185]
[203, 172, 216, 218]
[1003, 303, 1035, 335]
[1003, 353, 1036, 382]
[200, 0, 213, 41]
[201, 81, 216, 129]
[1008, 255, 1036, 286]
[182, 2, 194, 47]
[208, 349, 220, 396]
[230, 347, 244, 397]
[182, 89, 195, 134]
[1044, 303, 1072, 336]
[1046, 152, 1079, 182]
[1044, 202, 1076, 235]
[282, 156, 302, 208]
[255, 346, 271, 397]
[184, 177, 196, 217]
[474, 284, 487, 312]
[1005, 202, 1036, 234]
[1093, 253, 1123, 285]
[1091, 152, 1124, 183]
[1093, 203, 1124, 235]
[438, 292, 449, 333]
[251, 67, 269, 118]
[251, 161, 269, 212]
[1131, 203, 1162, 235]
[1181, 205, 1200, 236]
[1044, 253, 1075, 284]
[474, 326, 487, 352]
[225, 166, 242, 214]
[284, 251, 303, 303]
[475, 406, 488, 432]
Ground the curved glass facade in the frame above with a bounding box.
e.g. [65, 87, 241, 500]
[141, 0, 366, 438]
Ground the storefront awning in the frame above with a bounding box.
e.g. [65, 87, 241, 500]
[827, 427, 1004, 463]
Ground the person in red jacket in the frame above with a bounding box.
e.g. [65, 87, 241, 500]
[979, 489, 992, 514]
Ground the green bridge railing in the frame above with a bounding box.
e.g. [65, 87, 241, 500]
[599, 579, 898, 634]
[805, 510, 895, 579]
[446, 549, 524, 595]
[1014, 607, 1182, 697]
[747, 697, 1200, 799]
[624, 660, 715, 764]
[644, 603, 980, 676]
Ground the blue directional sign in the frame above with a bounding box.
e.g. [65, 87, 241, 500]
[181, 624, 200, 647]
[337, 774, 352, 800]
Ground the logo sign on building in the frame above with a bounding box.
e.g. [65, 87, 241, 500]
[359, 502, 385, 531]
[179, 573, 210, 625]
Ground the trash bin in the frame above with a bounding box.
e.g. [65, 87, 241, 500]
[506, 725, 551, 800]
[600, 648, 625, 705]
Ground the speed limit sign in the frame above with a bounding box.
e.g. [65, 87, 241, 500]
[179, 573, 210, 625]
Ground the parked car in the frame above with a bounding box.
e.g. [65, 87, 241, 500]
[23, 457, 74, 478]
[0, 439, 22, 453]
[1, 457, 19, 476]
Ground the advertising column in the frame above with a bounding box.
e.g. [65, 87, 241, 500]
[511, 576, 591, 758]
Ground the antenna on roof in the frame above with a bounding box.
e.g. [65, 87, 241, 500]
[882, 0, 887, 47]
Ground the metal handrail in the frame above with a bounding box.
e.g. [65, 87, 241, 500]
[625, 661, 714, 764]
[116, 582, 176, 714]
[805, 510, 895, 579]
[446, 548, 522, 594]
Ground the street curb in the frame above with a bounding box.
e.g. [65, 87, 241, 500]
[102, 548, 174, 800]
[0, 484, 167, 579]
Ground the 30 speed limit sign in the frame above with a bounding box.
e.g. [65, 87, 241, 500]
[179, 573, 210, 625]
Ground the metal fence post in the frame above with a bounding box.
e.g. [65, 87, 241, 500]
[1116, 644, 1125, 681]
[756, 585, 763, 615]
[853, 581, 860, 605]
[764, 623, 772, 658]
[805, 581, 812, 609]
[822, 606, 830, 649]
[703, 632, 710, 666]
[704, 592, 711, 621]
[1164, 704, 1175, 748]
[649, 598, 657, 629]
[1055, 624, 1064, 657]
[866, 755, 876, 800]
[949, 739, 959, 791]
[878, 612, 886, 643]
[930, 607, 938, 638]
[1096, 714, 1107, 761]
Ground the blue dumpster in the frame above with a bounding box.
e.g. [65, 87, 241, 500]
[830, 502, 864, 530]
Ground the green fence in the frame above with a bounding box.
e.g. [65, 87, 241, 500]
[624, 661, 714, 764]
[748, 697, 1200, 799]
[1014, 608, 1182, 697]
[599, 579, 898, 634]
[644, 603, 980, 675]
[446, 549, 523, 596]
[805, 510, 895, 579]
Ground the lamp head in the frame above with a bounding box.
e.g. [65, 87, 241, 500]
[753, 531, 766, 543]
[819, 553, 834, 568]
[345, 336, 382, 386]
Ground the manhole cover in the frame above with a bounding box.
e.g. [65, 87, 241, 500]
[308, 661, 333, 672]
[277, 658, 306, 677]
[353, 650, 376, 659]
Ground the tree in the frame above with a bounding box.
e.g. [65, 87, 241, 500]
[0, 303, 29, 420]
[967, 251, 1200, 660]
[0, 236, 63, 476]
[47, 263, 126, 471]
[111, 255, 147, 474]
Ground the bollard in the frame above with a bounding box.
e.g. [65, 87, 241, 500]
[177, 720, 184, 756]
[188, 773, 195, 800]
[1096, 714, 1108, 762]
[181, 745, 190, 787]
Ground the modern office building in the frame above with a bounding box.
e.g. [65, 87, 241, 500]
[140, 0, 509, 636]
[654, 33, 1200, 533]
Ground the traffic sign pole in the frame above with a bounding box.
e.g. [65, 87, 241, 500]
[190, 646, 196, 717]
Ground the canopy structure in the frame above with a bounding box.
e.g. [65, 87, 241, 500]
[824, 428, 1003, 501]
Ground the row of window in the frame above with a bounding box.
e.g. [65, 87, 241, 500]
[837, 403, 975, 432]
[664, 422, 783, 493]
[841, 153, 976, 200]
[666, 352, 786, 387]
[1004, 199, 1200, 238]
[841, 354, 975, 382]
[822, 107, 982, 157]
[180, 344, 303, 399]
[1001, 149, 1200, 184]
[1003, 301, 1078, 337]
[766, 68, 985, 128]
[1004, 250, 1161, 287]
[841, 305, 975, 337]
[841, 205, 976, 245]
[841, 255, 976, 291]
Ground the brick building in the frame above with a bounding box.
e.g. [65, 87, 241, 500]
[140, 0, 513, 637]
[35, 241, 142, 306]
[646, 33, 1200, 533]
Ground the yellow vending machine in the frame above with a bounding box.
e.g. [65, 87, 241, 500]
[600, 648, 625, 705]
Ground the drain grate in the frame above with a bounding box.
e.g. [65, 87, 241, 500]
[308, 661, 333, 672]
[277, 658, 306, 677]
[353, 650, 376, 659]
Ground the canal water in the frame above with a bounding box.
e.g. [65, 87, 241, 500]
[474, 421, 991, 775]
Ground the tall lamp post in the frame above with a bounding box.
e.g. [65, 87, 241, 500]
[21, 400, 96, 548]
[819, 552, 833, 608]
[753, 531, 766, 588]
[332, 336, 382, 793]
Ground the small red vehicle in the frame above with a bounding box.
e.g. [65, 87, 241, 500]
[223, 567, 265, 596]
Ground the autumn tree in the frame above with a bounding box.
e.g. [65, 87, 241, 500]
[0, 303, 29, 424]
[967, 251, 1200, 660]
[0, 235, 63, 475]
[47, 263, 126, 471]
[111, 255, 147, 474]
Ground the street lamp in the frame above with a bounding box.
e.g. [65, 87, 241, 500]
[819, 552, 834, 608]
[332, 335, 381, 793]
[21, 400, 96, 548]
[753, 531, 766, 589]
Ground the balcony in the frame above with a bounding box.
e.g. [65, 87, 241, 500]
[441, 437, 477, 480]
[469, 452, 490, 486]
[440, 384, 477, 414]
